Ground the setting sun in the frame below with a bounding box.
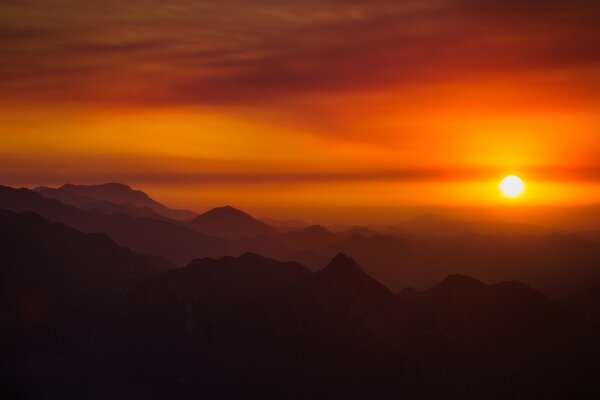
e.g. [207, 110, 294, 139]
[500, 175, 525, 198]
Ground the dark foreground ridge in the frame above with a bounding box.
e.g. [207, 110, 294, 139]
[1, 209, 598, 400]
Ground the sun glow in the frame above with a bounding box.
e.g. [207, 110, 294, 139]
[500, 175, 525, 198]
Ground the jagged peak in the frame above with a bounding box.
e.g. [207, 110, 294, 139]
[200, 205, 250, 217]
[323, 253, 362, 274]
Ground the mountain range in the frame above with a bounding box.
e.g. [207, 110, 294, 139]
[3, 184, 600, 299]
[35, 183, 197, 221]
[1, 210, 598, 399]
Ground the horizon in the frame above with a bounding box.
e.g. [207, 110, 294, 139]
[2, 0, 600, 219]
[8, 180, 600, 230]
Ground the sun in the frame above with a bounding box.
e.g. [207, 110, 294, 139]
[500, 175, 525, 198]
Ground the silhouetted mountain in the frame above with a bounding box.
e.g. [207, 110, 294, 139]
[120, 253, 460, 398]
[293, 233, 600, 298]
[189, 205, 277, 239]
[398, 274, 599, 397]
[390, 213, 553, 236]
[128, 253, 310, 322]
[35, 185, 168, 220]
[45, 183, 197, 221]
[3, 250, 599, 399]
[564, 287, 600, 325]
[277, 225, 378, 250]
[0, 208, 175, 399]
[259, 216, 310, 230]
[0, 208, 169, 337]
[278, 224, 337, 249]
[0, 185, 230, 264]
[0, 207, 163, 301]
[578, 230, 600, 243]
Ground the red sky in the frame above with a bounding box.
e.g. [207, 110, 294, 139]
[1, 0, 600, 223]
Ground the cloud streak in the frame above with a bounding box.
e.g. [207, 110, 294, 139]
[1, 0, 598, 106]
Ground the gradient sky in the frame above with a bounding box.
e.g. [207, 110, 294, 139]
[1, 0, 600, 223]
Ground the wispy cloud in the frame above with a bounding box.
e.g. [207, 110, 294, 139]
[1, 0, 598, 106]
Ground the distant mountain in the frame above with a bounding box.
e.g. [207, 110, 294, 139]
[577, 230, 600, 243]
[189, 205, 278, 239]
[278, 224, 338, 249]
[35, 185, 168, 220]
[259, 216, 310, 229]
[39, 183, 197, 221]
[292, 232, 600, 298]
[0, 185, 230, 264]
[390, 213, 553, 236]
[277, 225, 378, 250]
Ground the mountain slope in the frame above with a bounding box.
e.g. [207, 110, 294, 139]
[278, 224, 338, 249]
[0, 208, 165, 327]
[390, 213, 553, 236]
[564, 287, 600, 325]
[51, 183, 197, 221]
[189, 205, 277, 239]
[0, 185, 230, 264]
[293, 232, 600, 298]
[35, 185, 168, 220]
[398, 275, 600, 397]
[120, 253, 460, 399]
[4, 251, 599, 399]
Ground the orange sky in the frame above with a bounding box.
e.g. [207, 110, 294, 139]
[1, 0, 600, 224]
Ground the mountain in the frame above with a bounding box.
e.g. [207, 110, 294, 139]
[578, 230, 600, 243]
[397, 275, 599, 397]
[276, 225, 378, 250]
[118, 253, 461, 399]
[0, 185, 230, 264]
[278, 224, 338, 249]
[390, 213, 553, 237]
[4, 251, 599, 399]
[259, 216, 310, 230]
[189, 205, 278, 239]
[0, 208, 174, 400]
[7, 184, 600, 298]
[0, 208, 168, 329]
[108, 253, 315, 399]
[127, 253, 311, 323]
[0, 210, 162, 304]
[291, 232, 600, 298]
[35, 185, 168, 220]
[564, 287, 600, 325]
[41, 183, 197, 221]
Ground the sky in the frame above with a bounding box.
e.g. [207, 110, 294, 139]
[1, 0, 600, 224]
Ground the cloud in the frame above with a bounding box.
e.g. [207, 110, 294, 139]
[0, 0, 598, 106]
[3, 165, 600, 188]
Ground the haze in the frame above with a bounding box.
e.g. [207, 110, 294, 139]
[1, 0, 600, 226]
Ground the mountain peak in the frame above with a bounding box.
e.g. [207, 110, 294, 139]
[190, 205, 275, 239]
[59, 183, 154, 204]
[323, 253, 362, 274]
[205, 205, 249, 216]
[62, 182, 134, 192]
[304, 224, 330, 233]
[434, 274, 485, 292]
